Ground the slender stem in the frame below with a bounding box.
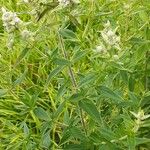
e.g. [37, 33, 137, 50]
[58, 34, 87, 135]
[145, 51, 149, 91]
[58, 35, 77, 90]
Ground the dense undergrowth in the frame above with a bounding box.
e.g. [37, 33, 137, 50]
[0, 0, 150, 149]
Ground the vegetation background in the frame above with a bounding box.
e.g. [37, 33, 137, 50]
[0, 0, 150, 149]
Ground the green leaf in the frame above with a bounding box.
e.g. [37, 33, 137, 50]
[135, 138, 150, 145]
[41, 130, 51, 148]
[41, 122, 52, 135]
[99, 128, 117, 141]
[37, 2, 59, 21]
[64, 143, 89, 150]
[63, 108, 70, 125]
[21, 92, 34, 108]
[135, 45, 147, 63]
[69, 91, 85, 103]
[60, 130, 71, 145]
[53, 58, 71, 66]
[72, 50, 87, 63]
[68, 14, 81, 29]
[0, 89, 8, 97]
[128, 92, 139, 107]
[59, 29, 77, 39]
[128, 76, 135, 92]
[128, 136, 136, 150]
[120, 70, 128, 85]
[89, 132, 103, 144]
[12, 69, 28, 87]
[99, 143, 120, 150]
[64, 140, 92, 150]
[14, 47, 30, 67]
[98, 86, 124, 103]
[110, 62, 130, 72]
[57, 81, 69, 98]
[69, 126, 85, 140]
[53, 100, 66, 119]
[34, 107, 51, 121]
[45, 65, 65, 89]
[139, 10, 149, 22]
[130, 37, 149, 44]
[23, 122, 29, 137]
[141, 91, 150, 107]
[79, 99, 101, 123]
[78, 73, 96, 88]
[146, 27, 150, 40]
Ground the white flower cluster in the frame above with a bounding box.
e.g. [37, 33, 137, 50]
[58, 0, 70, 6]
[58, 0, 80, 7]
[1, 7, 23, 33]
[94, 21, 121, 61]
[101, 21, 120, 50]
[1, 7, 34, 49]
[130, 110, 150, 133]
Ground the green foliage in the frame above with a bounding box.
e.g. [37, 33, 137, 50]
[0, 0, 150, 150]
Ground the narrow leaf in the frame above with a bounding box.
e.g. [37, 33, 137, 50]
[41, 130, 51, 148]
[59, 29, 77, 39]
[70, 127, 85, 140]
[79, 99, 101, 123]
[23, 122, 29, 137]
[53, 58, 71, 66]
[72, 50, 87, 63]
[14, 47, 30, 67]
[45, 65, 65, 89]
[34, 107, 50, 121]
[12, 69, 28, 87]
[53, 100, 66, 119]
[0, 89, 8, 97]
[78, 73, 96, 88]
[98, 86, 124, 103]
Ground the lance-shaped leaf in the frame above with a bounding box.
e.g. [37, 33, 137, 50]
[45, 65, 65, 89]
[14, 47, 30, 67]
[79, 99, 101, 123]
[98, 86, 124, 103]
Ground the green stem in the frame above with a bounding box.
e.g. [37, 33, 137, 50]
[145, 51, 149, 91]
[58, 34, 87, 135]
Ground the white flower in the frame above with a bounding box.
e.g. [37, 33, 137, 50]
[22, 0, 29, 3]
[17, 0, 29, 5]
[58, 0, 80, 6]
[123, 3, 130, 10]
[21, 30, 30, 39]
[21, 29, 34, 41]
[95, 44, 107, 54]
[104, 20, 111, 28]
[1, 7, 22, 33]
[101, 141, 106, 145]
[130, 110, 150, 133]
[113, 55, 119, 60]
[101, 29, 120, 46]
[72, 0, 80, 4]
[58, 0, 70, 6]
[101, 21, 120, 49]
[130, 110, 150, 121]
